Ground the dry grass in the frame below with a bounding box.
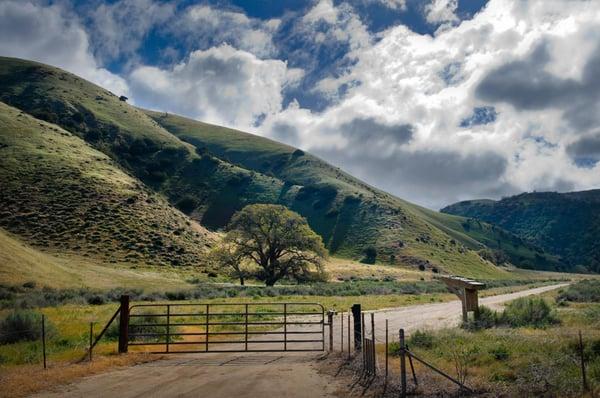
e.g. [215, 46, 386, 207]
[0, 352, 164, 398]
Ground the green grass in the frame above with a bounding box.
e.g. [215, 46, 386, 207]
[0, 56, 575, 279]
[0, 101, 215, 269]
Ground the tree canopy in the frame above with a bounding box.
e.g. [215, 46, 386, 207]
[215, 204, 327, 286]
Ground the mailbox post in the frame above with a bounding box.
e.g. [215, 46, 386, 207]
[440, 276, 485, 322]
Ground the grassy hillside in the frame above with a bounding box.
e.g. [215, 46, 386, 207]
[0, 102, 215, 269]
[442, 191, 600, 272]
[0, 56, 558, 278]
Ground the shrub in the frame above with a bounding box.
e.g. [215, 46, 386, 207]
[360, 246, 377, 264]
[0, 311, 55, 344]
[462, 306, 498, 330]
[557, 280, 600, 303]
[408, 329, 435, 349]
[500, 297, 559, 328]
[489, 344, 510, 361]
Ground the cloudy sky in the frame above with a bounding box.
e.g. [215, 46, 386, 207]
[2, 0, 600, 209]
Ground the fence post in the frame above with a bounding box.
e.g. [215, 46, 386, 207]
[361, 313, 366, 369]
[400, 329, 407, 398]
[385, 319, 388, 382]
[42, 314, 47, 369]
[166, 305, 170, 353]
[245, 304, 249, 352]
[118, 295, 130, 354]
[89, 322, 94, 362]
[341, 313, 344, 352]
[347, 311, 351, 359]
[579, 330, 589, 393]
[352, 304, 361, 350]
[371, 313, 376, 376]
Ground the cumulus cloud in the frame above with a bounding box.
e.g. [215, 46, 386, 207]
[0, 1, 129, 96]
[169, 5, 280, 59]
[87, 0, 175, 63]
[424, 0, 459, 26]
[129, 45, 303, 128]
[567, 133, 600, 168]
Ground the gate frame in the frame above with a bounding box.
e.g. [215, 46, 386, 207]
[118, 296, 327, 354]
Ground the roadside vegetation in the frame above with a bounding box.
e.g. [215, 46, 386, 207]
[381, 280, 600, 396]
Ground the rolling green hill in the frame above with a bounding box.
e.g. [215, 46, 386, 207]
[0, 56, 559, 278]
[442, 191, 600, 272]
[0, 101, 215, 269]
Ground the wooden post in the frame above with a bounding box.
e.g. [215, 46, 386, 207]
[89, 322, 93, 362]
[352, 304, 361, 350]
[400, 329, 407, 398]
[461, 289, 468, 323]
[41, 314, 47, 369]
[579, 330, 589, 393]
[361, 313, 366, 368]
[118, 295, 130, 354]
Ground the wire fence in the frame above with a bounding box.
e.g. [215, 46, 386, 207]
[329, 309, 600, 397]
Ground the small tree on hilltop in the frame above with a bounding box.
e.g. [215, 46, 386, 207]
[218, 204, 327, 286]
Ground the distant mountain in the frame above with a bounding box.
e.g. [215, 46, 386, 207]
[0, 57, 560, 278]
[442, 190, 600, 272]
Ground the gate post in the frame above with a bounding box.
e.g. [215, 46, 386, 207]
[351, 304, 361, 350]
[118, 295, 130, 353]
[327, 310, 334, 351]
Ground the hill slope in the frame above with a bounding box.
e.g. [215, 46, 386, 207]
[0, 101, 215, 269]
[0, 56, 557, 278]
[442, 191, 600, 272]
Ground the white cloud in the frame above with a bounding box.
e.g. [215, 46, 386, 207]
[424, 0, 459, 26]
[129, 45, 303, 129]
[261, 0, 600, 208]
[0, 0, 129, 96]
[88, 0, 175, 63]
[172, 5, 280, 58]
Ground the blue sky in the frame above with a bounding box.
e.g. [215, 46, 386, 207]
[1, 0, 600, 209]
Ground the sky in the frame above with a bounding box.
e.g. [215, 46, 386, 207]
[1, 0, 600, 209]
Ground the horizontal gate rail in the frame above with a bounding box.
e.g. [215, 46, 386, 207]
[126, 302, 326, 354]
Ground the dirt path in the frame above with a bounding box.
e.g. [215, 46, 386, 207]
[331, 283, 570, 344]
[32, 283, 567, 398]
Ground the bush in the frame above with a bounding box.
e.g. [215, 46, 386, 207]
[408, 329, 435, 348]
[489, 344, 510, 360]
[500, 297, 559, 328]
[360, 246, 377, 264]
[557, 280, 600, 303]
[0, 311, 55, 344]
[462, 305, 498, 330]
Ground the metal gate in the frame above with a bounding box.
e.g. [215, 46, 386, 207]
[124, 302, 326, 353]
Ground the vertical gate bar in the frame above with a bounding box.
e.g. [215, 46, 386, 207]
[245, 304, 249, 352]
[284, 303, 287, 351]
[166, 305, 170, 353]
[341, 313, 344, 352]
[322, 306, 325, 351]
[205, 304, 209, 352]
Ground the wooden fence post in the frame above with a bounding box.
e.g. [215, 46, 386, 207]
[400, 329, 407, 398]
[328, 311, 334, 352]
[347, 311, 351, 359]
[371, 313, 376, 376]
[118, 295, 130, 354]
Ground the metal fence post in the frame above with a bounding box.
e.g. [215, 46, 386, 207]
[361, 313, 366, 369]
[284, 303, 288, 351]
[245, 304, 249, 352]
[328, 311, 334, 351]
[41, 314, 47, 369]
[118, 295, 129, 354]
[352, 304, 362, 350]
[371, 313, 376, 375]
[89, 322, 94, 362]
[385, 319, 388, 381]
[341, 313, 344, 352]
[347, 311, 351, 359]
[579, 330, 589, 393]
[166, 305, 170, 353]
[400, 328, 407, 398]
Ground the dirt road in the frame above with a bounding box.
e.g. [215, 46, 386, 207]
[33, 283, 567, 398]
